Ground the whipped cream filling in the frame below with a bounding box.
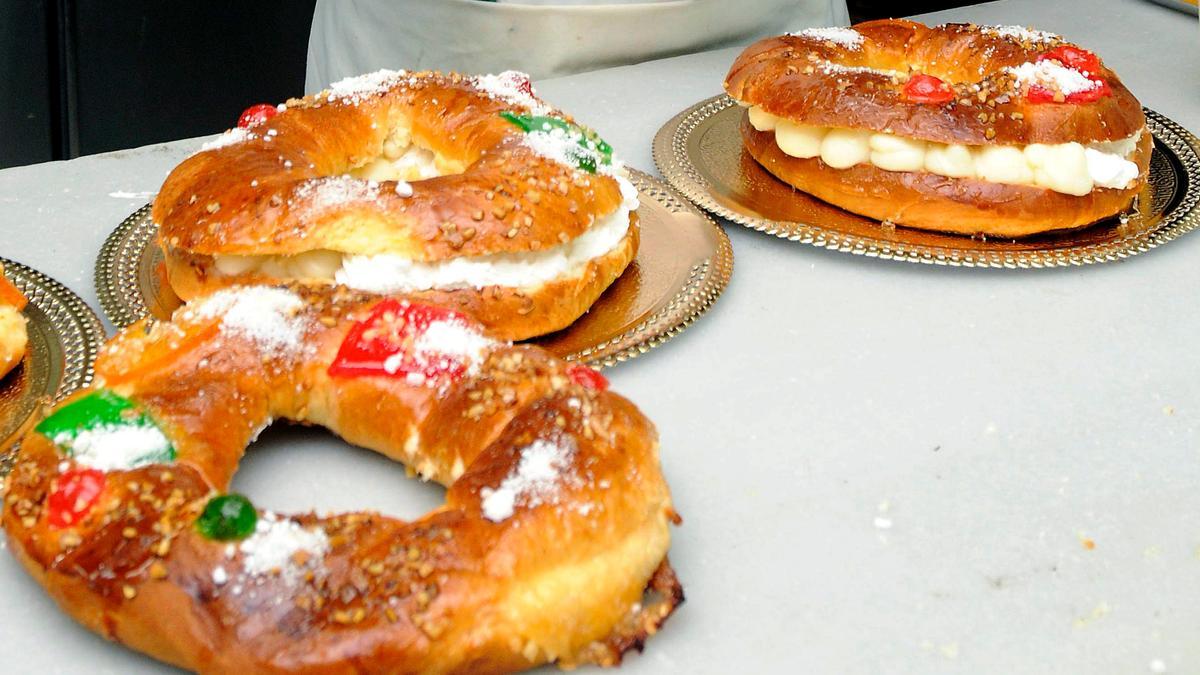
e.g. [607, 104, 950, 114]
[337, 178, 637, 292]
[349, 143, 444, 182]
[745, 105, 1144, 196]
[212, 176, 639, 292]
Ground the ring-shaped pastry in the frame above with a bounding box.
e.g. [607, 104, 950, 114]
[725, 20, 1150, 236]
[3, 285, 680, 673]
[154, 71, 639, 340]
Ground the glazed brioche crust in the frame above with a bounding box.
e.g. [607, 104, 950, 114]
[161, 217, 639, 342]
[742, 118, 1151, 236]
[152, 71, 628, 261]
[724, 19, 1146, 146]
[3, 286, 678, 673]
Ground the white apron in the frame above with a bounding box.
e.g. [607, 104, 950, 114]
[306, 0, 849, 93]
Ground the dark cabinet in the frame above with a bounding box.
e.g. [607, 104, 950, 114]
[0, 0, 55, 167]
[0, 0, 979, 169]
[0, 0, 316, 169]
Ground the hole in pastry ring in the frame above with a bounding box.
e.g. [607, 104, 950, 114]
[152, 70, 638, 341]
[2, 285, 679, 672]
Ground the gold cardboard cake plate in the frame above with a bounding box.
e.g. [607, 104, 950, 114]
[654, 95, 1200, 268]
[0, 259, 105, 473]
[94, 169, 732, 367]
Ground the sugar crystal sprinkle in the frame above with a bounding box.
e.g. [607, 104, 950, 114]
[294, 175, 382, 211]
[818, 62, 902, 78]
[415, 320, 492, 364]
[237, 512, 329, 586]
[382, 317, 494, 381]
[325, 69, 408, 104]
[199, 128, 253, 153]
[521, 125, 621, 177]
[194, 287, 309, 357]
[980, 25, 1061, 44]
[472, 71, 551, 115]
[480, 439, 577, 522]
[1007, 60, 1100, 95]
[788, 27, 864, 49]
[58, 425, 172, 471]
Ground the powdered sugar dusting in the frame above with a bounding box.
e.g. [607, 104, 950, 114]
[58, 425, 172, 471]
[1008, 60, 1099, 95]
[294, 175, 382, 211]
[521, 125, 622, 176]
[413, 320, 492, 371]
[473, 71, 551, 115]
[981, 25, 1061, 44]
[818, 61, 902, 78]
[481, 439, 577, 522]
[325, 69, 408, 104]
[195, 287, 309, 357]
[789, 27, 864, 49]
[381, 317, 494, 383]
[199, 128, 253, 153]
[237, 512, 329, 586]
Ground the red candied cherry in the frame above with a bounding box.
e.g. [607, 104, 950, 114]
[567, 364, 609, 391]
[237, 103, 278, 129]
[47, 468, 106, 529]
[902, 74, 954, 104]
[1037, 46, 1101, 75]
[491, 70, 534, 97]
[507, 72, 535, 97]
[329, 299, 487, 383]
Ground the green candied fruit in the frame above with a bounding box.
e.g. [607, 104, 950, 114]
[34, 389, 175, 468]
[499, 111, 613, 173]
[195, 494, 258, 541]
[499, 110, 568, 134]
[36, 389, 140, 441]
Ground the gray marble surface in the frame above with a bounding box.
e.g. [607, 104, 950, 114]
[2, 0, 1199, 672]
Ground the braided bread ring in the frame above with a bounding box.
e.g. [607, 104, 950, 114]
[725, 20, 1149, 236]
[3, 286, 679, 673]
[154, 71, 639, 340]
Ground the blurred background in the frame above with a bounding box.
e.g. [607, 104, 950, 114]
[0, 0, 976, 170]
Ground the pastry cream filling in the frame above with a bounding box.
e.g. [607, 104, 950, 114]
[746, 105, 1143, 196]
[212, 178, 639, 291]
[335, 194, 634, 292]
[349, 130, 449, 182]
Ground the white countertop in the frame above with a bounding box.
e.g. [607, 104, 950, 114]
[2, 1, 1199, 672]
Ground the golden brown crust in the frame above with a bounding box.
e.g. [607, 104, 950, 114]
[742, 119, 1151, 236]
[724, 20, 1145, 146]
[161, 217, 639, 342]
[2, 284, 676, 672]
[152, 72, 626, 261]
[3, 286, 678, 673]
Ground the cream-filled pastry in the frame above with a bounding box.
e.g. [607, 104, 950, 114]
[725, 20, 1150, 237]
[155, 70, 638, 340]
